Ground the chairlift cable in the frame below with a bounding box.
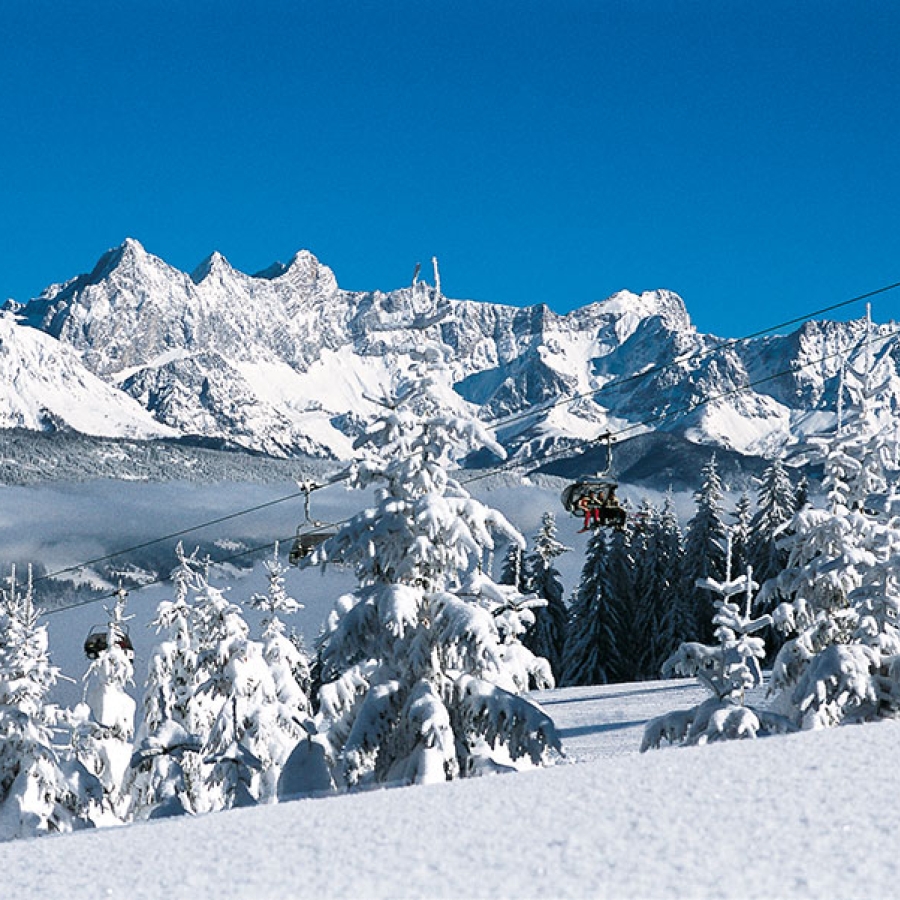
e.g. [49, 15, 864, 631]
[461, 322, 900, 488]
[32, 488, 310, 586]
[24, 287, 900, 614]
[42, 532, 302, 617]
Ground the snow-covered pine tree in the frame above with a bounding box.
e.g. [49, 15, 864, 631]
[647, 492, 686, 674]
[764, 321, 900, 728]
[679, 455, 727, 644]
[642, 539, 792, 749]
[748, 458, 795, 588]
[306, 347, 559, 788]
[522, 512, 570, 681]
[71, 588, 136, 824]
[134, 544, 310, 815]
[498, 541, 526, 592]
[794, 474, 809, 511]
[251, 544, 312, 713]
[560, 529, 617, 686]
[248, 545, 313, 800]
[0, 567, 101, 840]
[192, 572, 271, 811]
[731, 492, 753, 576]
[130, 545, 203, 819]
[744, 458, 797, 661]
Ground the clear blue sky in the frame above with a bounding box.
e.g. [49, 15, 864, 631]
[2, 0, 899, 336]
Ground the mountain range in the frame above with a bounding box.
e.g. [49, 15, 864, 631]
[2, 239, 896, 475]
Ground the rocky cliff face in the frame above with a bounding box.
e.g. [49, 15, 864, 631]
[4, 239, 896, 462]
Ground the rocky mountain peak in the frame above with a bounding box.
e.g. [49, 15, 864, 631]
[3, 240, 892, 463]
[190, 250, 236, 285]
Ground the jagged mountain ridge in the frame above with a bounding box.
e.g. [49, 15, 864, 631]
[4, 239, 898, 464]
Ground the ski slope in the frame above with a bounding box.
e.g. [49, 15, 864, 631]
[3, 477, 896, 898]
[2, 678, 897, 900]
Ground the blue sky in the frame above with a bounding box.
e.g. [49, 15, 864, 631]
[2, 0, 898, 336]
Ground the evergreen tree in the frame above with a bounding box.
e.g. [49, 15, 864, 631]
[71, 588, 136, 824]
[498, 541, 526, 591]
[649, 493, 686, 673]
[130, 545, 203, 819]
[749, 459, 795, 588]
[522, 512, 570, 681]
[794, 474, 809, 511]
[679, 455, 727, 643]
[561, 530, 617, 686]
[747, 459, 796, 661]
[192, 575, 270, 811]
[0, 568, 101, 839]
[643, 548, 792, 749]
[248, 546, 313, 800]
[304, 349, 559, 788]
[602, 525, 641, 682]
[132, 545, 310, 817]
[562, 507, 678, 686]
[627, 500, 659, 679]
[731, 492, 753, 576]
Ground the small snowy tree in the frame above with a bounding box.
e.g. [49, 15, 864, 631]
[498, 541, 526, 592]
[0, 568, 101, 839]
[193, 582, 269, 811]
[71, 588, 136, 824]
[643, 540, 792, 750]
[244, 545, 314, 801]
[130, 545, 203, 819]
[250, 544, 312, 723]
[134, 544, 315, 815]
[731, 492, 753, 576]
[305, 349, 559, 789]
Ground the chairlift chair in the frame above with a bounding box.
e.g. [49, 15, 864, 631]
[289, 481, 337, 565]
[561, 431, 627, 531]
[288, 529, 332, 565]
[84, 624, 134, 660]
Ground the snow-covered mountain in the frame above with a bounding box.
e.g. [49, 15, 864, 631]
[4, 239, 897, 463]
[0, 311, 175, 440]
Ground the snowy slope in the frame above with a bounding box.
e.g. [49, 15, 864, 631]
[7, 239, 898, 463]
[2, 683, 897, 900]
[2, 472, 896, 898]
[0, 312, 175, 439]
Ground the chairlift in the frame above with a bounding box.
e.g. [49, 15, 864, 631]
[561, 431, 627, 531]
[289, 481, 337, 566]
[84, 624, 134, 660]
[288, 529, 332, 565]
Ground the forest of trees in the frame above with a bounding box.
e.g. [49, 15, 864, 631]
[553, 454, 799, 689]
[0, 337, 560, 839]
[2, 324, 900, 840]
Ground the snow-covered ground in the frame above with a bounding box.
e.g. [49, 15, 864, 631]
[2, 679, 897, 900]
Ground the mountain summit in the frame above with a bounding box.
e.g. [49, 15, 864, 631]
[2, 240, 893, 462]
